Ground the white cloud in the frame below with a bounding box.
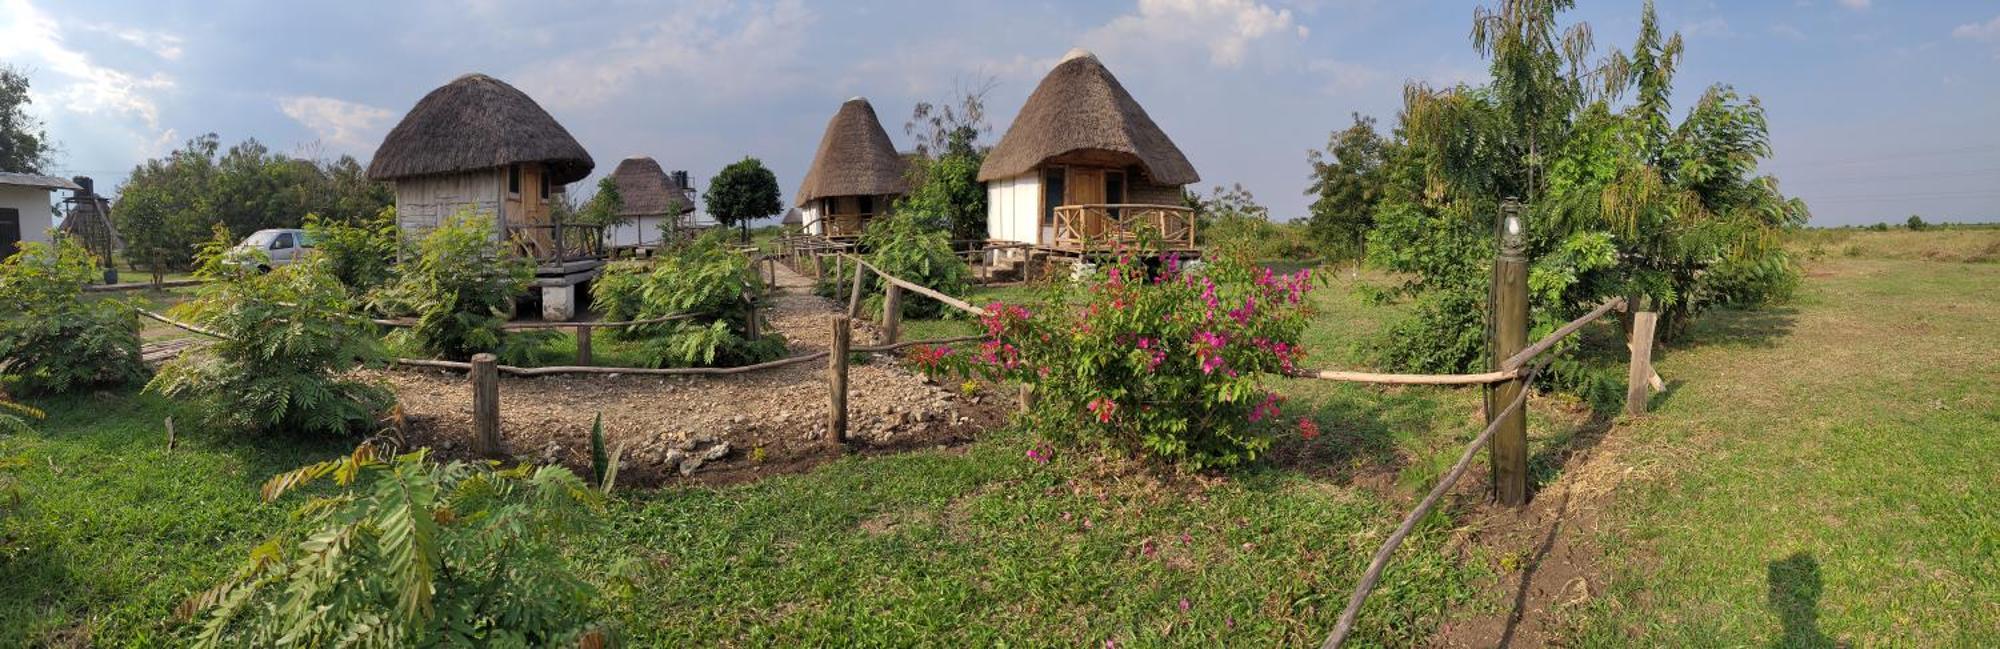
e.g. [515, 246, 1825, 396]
[83, 24, 185, 61]
[1307, 59, 1381, 93]
[1953, 15, 2000, 42]
[1681, 17, 1731, 39]
[1770, 23, 1807, 41]
[1837, 0, 1869, 9]
[1083, 0, 1309, 69]
[277, 96, 396, 156]
[0, 0, 176, 157]
[511, 0, 815, 110]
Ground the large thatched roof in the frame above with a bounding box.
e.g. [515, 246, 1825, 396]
[366, 73, 595, 184]
[611, 156, 695, 217]
[795, 97, 909, 207]
[978, 49, 1197, 185]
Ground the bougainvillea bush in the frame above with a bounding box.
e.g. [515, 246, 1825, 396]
[916, 252, 1317, 470]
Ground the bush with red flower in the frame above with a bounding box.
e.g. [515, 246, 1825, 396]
[921, 251, 1316, 470]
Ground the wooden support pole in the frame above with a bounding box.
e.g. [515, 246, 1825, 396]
[1018, 383, 1036, 413]
[575, 324, 593, 366]
[1489, 200, 1530, 507]
[811, 252, 824, 278]
[471, 353, 502, 457]
[1626, 305, 1659, 417]
[828, 316, 851, 445]
[880, 284, 903, 345]
[743, 298, 761, 341]
[847, 262, 867, 319]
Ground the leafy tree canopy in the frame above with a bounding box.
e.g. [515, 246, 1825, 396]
[0, 66, 56, 173]
[703, 157, 781, 243]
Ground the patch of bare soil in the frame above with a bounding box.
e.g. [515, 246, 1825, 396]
[1429, 410, 1644, 648]
[370, 264, 1013, 488]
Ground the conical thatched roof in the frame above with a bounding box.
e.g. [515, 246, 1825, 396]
[611, 156, 695, 217]
[978, 49, 1197, 185]
[367, 73, 595, 184]
[795, 97, 909, 207]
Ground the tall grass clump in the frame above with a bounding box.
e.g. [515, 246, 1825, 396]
[591, 229, 784, 367]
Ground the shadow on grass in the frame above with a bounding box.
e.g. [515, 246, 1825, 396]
[1768, 552, 1846, 649]
[1263, 383, 1452, 488]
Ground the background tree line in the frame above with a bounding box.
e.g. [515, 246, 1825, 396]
[115, 133, 392, 272]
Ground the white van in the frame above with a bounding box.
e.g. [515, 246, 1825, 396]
[232, 228, 314, 271]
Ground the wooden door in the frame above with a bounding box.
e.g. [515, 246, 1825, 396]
[1066, 168, 1105, 237]
[0, 208, 18, 259]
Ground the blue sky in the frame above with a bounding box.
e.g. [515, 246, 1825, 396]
[3, 0, 1997, 226]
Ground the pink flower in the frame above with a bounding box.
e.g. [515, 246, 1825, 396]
[1179, 597, 1191, 613]
[1086, 397, 1118, 423]
[1026, 448, 1049, 464]
[1298, 417, 1320, 440]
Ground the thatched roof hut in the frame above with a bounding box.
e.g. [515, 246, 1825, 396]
[977, 49, 1197, 185]
[368, 72, 598, 270]
[796, 97, 908, 207]
[980, 49, 1200, 253]
[611, 156, 695, 218]
[367, 73, 594, 184]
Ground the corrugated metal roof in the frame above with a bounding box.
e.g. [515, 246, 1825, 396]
[0, 172, 82, 190]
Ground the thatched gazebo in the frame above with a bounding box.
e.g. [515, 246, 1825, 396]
[980, 49, 1199, 254]
[795, 97, 908, 238]
[367, 72, 597, 319]
[367, 73, 595, 261]
[604, 156, 696, 249]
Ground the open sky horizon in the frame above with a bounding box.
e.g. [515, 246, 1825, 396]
[3, 0, 1997, 227]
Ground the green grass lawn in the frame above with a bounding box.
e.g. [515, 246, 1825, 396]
[2, 232, 1993, 645]
[1553, 256, 1999, 646]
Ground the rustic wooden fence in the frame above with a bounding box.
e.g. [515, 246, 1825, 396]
[137, 223, 1665, 647]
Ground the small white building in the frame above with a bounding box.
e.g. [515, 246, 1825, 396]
[603, 157, 699, 249]
[979, 49, 1199, 255]
[0, 172, 80, 259]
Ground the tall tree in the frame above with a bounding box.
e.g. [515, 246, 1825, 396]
[1305, 113, 1392, 260]
[703, 157, 781, 243]
[899, 80, 997, 242]
[1367, 0, 1806, 375]
[0, 66, 57, 173]
[115, 134, 393, 272]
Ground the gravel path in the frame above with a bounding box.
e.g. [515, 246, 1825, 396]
[375, 262, 1006, 487]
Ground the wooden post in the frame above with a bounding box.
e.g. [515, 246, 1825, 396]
[1626, 301, 1659, 417]
[1018, 383, 1036, 413]
[471, 353, 502, 457]
[847, 262, 867, 319]
[828, 316, 851, 444]
[575, 324, 593, 366]
[743, 298, 761, 341]
[880, 284, 903, 345]
[1489, 199, 1530, 507]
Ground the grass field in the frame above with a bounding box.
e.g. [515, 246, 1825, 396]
[1, 228, 1994, 645]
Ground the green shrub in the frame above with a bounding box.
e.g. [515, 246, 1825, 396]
[919, 252, 1317, 470]
[178, 444, 611, 647]
[147, 228, 392, 435]
[860, 211, 972, 319]
[371, 211, 537, 361]
[0, 238, 148, 395]
[591, 230, 784, 367]
[0, 396, 40, 435]
[304, 207, 401, 295]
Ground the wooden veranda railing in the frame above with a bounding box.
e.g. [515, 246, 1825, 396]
[506, 222, 605, 263]
[1049, 203, 1196, 250]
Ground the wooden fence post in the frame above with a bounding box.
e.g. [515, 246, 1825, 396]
[1626, 299, 1659, 417]
[811, 252, 824, 279]
[744, 297, 761, 341]
[848, 262, 868, 319]
[471, 353, 502, 457]
[1018, 383, 1036, 413]
[829, 316, 851, 445]
[880, 284, 903, 345]
[576, 324, 593, 366]
[1489, 199, 1530, 507]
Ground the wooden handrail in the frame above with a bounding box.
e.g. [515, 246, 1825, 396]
[1288, 367, 1517, 386]
[1499, 297, 1627, 371]
[840, 253, 987, 317]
